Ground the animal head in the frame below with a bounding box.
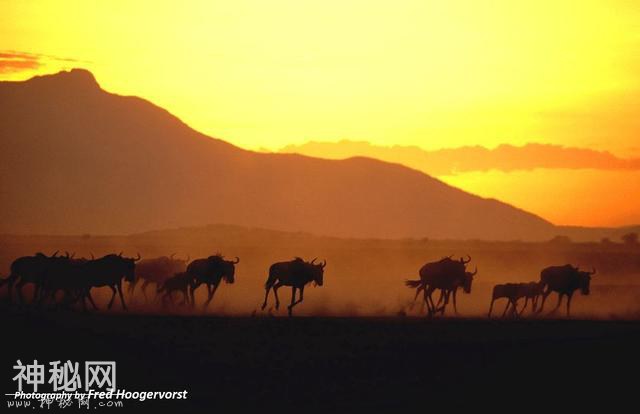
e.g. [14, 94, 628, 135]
[119, 252, 141, 282]
[216, 256, 239, 284]
[462, 266, 477, 293]
[308, 258, 326, 286]
[577, 267, 596, 295]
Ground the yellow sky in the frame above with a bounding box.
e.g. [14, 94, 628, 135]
[2, 0, 639, 152]
[2, 0, 640, 227]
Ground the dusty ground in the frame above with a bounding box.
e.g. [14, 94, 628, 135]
[2, 306, 639, 411]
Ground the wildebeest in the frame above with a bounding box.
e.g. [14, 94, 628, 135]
[0, 251, 59, 304]
[187, 254, 239, 309]
[157, 272, 195, 307]
[537, 265, 596, 316]
[79, 253, 141, 310]
[405, 255, 476, 316]
[519, 281, 545, 315]
[128, 254, 190, 301]
[37, 253, 96, 309]
[488, 282, 543, 318]
[261, 257, 326, 316]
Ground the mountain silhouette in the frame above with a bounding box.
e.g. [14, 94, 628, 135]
[0, 69, 558, 240]
[280, 140, 640, 175]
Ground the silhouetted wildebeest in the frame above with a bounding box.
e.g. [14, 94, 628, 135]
[261, 257, 326, 316]
[488, 282, 543, 318]
[0, 251, 59, 304]
[537, 265, 595, 316]
[157, 272, 195, 307]
[76, 253, 140, 310]
[186, 254, 239, 309]
[37, 253, 96, 309]
[519, 281, 545, 315]
[405, 255, 476, 316]
[128, 254, 190, 301]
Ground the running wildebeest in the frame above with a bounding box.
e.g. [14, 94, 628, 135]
[405, 255, 476, 317]
[537, 265, 596, 316]
[187, 254, 239, 309]
[128, 254, 190, 302]
[488, 282, 543, 318]
[157, 272, 195, 307]
[0, 251, 59, 304]
[81, 253, 141, 310]
[261, 257, 326, 316]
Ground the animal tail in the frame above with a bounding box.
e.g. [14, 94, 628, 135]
[264, 271, 278, 289]
[405, 279, 422, 289]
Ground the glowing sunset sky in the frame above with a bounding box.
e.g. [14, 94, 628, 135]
[2, 0, 640, 227]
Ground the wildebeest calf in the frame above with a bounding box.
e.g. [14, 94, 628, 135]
[157, 272, 195, 307]
[488, 282, 543, 318]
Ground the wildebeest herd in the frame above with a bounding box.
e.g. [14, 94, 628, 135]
[0, 251, 595, 317]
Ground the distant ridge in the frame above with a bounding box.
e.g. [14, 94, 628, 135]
[0, 69, 571, 240]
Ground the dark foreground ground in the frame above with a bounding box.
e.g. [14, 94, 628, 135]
[2, 306, 640, 412]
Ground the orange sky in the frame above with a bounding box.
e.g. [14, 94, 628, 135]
[2, 0, 640, 227]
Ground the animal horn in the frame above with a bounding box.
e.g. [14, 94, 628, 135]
[590, 267, 596, 275]
[170, 253, 176, 259]
[52, 250, 59, 258]
[90, 253, 95, 260]
[310, 257, 317, 264]
[461, 255, 471, 264]
[134, 253, 141, 262]
[469, 266, 477, 276]
[232, 256, 240, 264]
[119, 251, 123, 257]
[65, 251, 71, 258]
[320, 260, 326, 268]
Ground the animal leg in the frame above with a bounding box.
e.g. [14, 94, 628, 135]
[189, 281, 202, 307]
[566, 293, 573, 317]
[452, 289, 459, 315]
[262, 284, 272, 310]
[509, 300, 520, 318]
[488, 297, 496, 318]
[501, 300, 511, 318]
[410, 285, 423, 310]
[86, 289, 98, 310]
[32, 284, 41, 304]
[519, 297, 529, 316]
[107, 285, 117, 309]
[537, 290, 552, 313]
[273, 282, 283, 310]
[287, 287, 298, 317]
[203, 283, 219, 310]
[128, 279, 138, 296]
[117, 281, 127, 310]
[15, 280, 27, 304]
[547, 293, 563, 316]
[438, 290, 451, 315]
[140, 280, 151, 302]
[423, 286, 436, 317]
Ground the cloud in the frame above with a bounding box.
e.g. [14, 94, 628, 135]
[0, 51, 41, 74]
[279, 140, 640, 176]
[0, 50, 87, 74]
